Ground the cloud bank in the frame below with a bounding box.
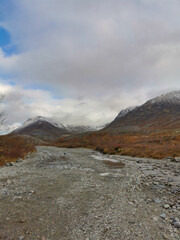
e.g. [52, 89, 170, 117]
[0, 0, 180, 126]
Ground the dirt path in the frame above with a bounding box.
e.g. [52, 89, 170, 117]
[0, 146, 179, 240]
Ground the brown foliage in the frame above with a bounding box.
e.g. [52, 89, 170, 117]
[54, 130, 180, 159]
[0, 135, 36, 166]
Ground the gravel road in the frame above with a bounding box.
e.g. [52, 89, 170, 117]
[0, 146, 179, 240]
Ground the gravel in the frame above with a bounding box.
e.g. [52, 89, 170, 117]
[0, 146, 179, 240]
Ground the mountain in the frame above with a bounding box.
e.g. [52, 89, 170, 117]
[13, 116, 104, 141]
[13, 116, 69, 141]
[106, 90, 180, 132]
[115, 106, 138, 120]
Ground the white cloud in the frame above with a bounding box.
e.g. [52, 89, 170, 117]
[0, 0, 180, 126]
[0, 81, 153, 127]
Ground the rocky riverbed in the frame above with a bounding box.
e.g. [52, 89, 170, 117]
[0, 146, 179, 240]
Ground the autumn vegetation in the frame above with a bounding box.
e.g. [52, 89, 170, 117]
[54, 130, 180, 159]
[0, 135, 36, 166]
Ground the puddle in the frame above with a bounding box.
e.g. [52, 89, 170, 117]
[92, 154, 125, 169]
[103, 160, 125, 169]
[92, 155, 120, 163]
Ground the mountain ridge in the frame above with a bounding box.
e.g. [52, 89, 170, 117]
[106, 90, 180, 131]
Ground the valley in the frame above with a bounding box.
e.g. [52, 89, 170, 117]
[0, 90, 179, 240]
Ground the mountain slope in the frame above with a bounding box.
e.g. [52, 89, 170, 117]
[13, 117, 69, 141]
[115, 106, 138, 120]
[106, 90, 180, 131]
[13, 116, 104, 141]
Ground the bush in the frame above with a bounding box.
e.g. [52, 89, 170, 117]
[0, 135, 36, 166]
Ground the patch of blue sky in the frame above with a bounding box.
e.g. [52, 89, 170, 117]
[0, 74, 16, 86]
[0, 70, 17, 81]
[0, 27, 11, 46]
[0, 27, 18, 56]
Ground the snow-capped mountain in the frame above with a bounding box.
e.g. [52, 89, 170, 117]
[15, 116, 105, 133]
[147, 90, 180, 104]
[115, 106, 138, 120]
[16, 116, 65, 131]
[106, 90, 180, 131]
[13, 116, 106, 141]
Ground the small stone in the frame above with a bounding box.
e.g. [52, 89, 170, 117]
[5, 163, 9, 166]
[19, 236, 24, 240]
[160, 213, 166, 219]
[144, 183, 149, 186]
[100, 173, 110, 177]
[152, 216, 158, 221]
[28, 190, 34, 194]
[128, 220, 135, 224]
[136, 160, 142, 163]
[162, 233, 169, 239]
[16, 158, 22, 163]
[7, 179, 12, 184]
[174, 222, 180, 228]
[18, 219, 25, 223]
[173, 217, 180, 223]
[163, 204, 170, 209]
[153, 198, 161, 203]
[153, 182, 159, 185]
[9, 162, 14, 166]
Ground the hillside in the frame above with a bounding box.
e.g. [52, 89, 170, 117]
[54, 91, 180, 159]
[106, 91, 180, 132]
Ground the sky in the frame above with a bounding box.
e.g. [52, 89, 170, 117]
[0, 0, 180, 128]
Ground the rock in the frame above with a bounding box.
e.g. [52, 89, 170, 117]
[153, 198, 161, 203]
[128, 220, 135, 224]
[152, 216, 158, 221]
[28, 190, 34, 195]
[163, 204, 170, 209]
[136, 160, 142, 163]
[18, 219, 25, 223]
[5, 163, 9, 166]
[100, 173, 110, 177]
[9, 162, 14, 166]
[168, 177, 174, 182]
[153, 182, 159, 185]
[16, 158, 22, 163]
[160, 213, 166, 219]
[144, 183, 149, 186]
[19, 236, 24, 240]
[7, 179, 12, 184]
[173, 217, 180, 223]
[173, 222, 180, 228]
[162, 233, 169, 239]
[170, 158, 180, 163]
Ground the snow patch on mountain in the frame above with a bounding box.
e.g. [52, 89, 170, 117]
[115, 106, 138, 120]
[14, 116, 105, 133]
[147, 90, 180, 104]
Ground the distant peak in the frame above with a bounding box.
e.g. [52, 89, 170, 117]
[147, 90, 180, 104]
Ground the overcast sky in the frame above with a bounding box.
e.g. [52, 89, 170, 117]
[0, 0, 180, 127]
